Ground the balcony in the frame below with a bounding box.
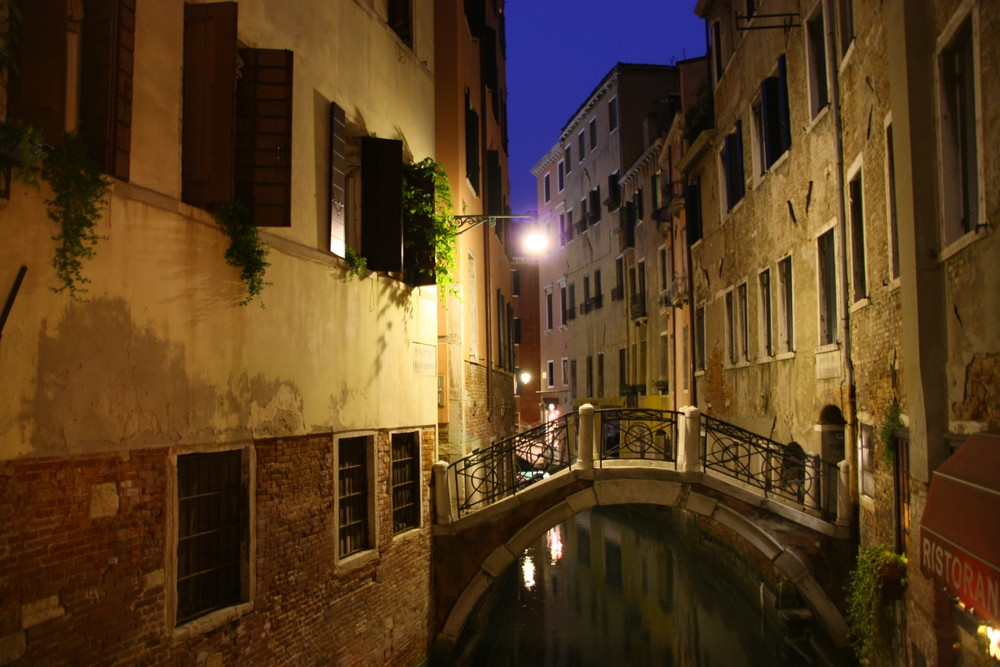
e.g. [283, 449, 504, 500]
[670, 274, 690, 306]
[567, 305, 577, 321]
[611, 285, 624, 302]
[618, 221, 635, 251]
[591, 293, 603, 310]
[580, 300, 591, 315]
[630, 291, 648, 320]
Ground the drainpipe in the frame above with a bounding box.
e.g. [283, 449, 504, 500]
[823, 0, 858, 505]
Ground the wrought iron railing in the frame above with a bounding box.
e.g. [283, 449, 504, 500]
[630, 291, 648, 320]
[701, 415, 838, 518]
[598, 408, 680, 463]
[448, 415, 574, 517]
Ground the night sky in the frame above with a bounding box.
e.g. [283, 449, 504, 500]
[505, 1, 706, 215]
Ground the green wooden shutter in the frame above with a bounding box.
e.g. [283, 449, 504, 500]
[11, 0, 68, 145]
[329, 102, 347, 255]
[361, 137, 403, 273]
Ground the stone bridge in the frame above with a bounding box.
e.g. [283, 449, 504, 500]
[430, 405, 854, 652]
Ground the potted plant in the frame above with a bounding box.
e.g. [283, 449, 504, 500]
[652, 379, 669, 395]
[847, 545, 908, 664]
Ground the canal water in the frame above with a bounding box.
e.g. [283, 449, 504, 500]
[455, 505, 846, 666]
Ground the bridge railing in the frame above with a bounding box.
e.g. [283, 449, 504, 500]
[445, 414, 575, 518]
[597, 408, 680, 464]
[701, 414, 839, 520]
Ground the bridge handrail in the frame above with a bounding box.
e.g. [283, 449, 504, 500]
[447, 414, 575, 518]
[700, 414, 839, 519]
[595, 407, 682, 463]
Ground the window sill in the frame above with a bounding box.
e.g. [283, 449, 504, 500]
[887, 276, 901, 292]
[756, 355, 774, 365]
[849, 297, 870, 314]
[775, 351, 796, 361]
[939, 224, 990, 262]
[174, 600, 255, 639]
[392, 526, 423, 544]
[838, 41, 856, 74]
[859, 493, 875, 513]
[814, 342, 840, 354]
[695, 369, 706, 377]
[806, 105, 830, 134]
[336, 549, 379, 572]
[725, 360, 751, 370]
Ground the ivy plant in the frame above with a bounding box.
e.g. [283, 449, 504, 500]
[880, 400, 903, 463]
[402, 157, 457, 295]
[212, 201, 271, 306]
[345, 246, 367, 280]
[847, 545, 907, 665]
[41, 132, 112, 299]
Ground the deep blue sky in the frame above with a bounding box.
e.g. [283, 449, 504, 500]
[505, 1, 706, 215]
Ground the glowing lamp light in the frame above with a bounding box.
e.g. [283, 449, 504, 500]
[520, 370, 532, 384]
[523, 230, 548, 254]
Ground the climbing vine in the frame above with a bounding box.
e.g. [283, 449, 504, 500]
[880, 400, 903, 463]
[847, 545, 907, 665]
[402, 157, 457, 294]
[345, 246, 367, 280]
[212, 201, 271, 306]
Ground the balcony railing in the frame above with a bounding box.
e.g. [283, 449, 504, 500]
[669, 274, 689, 305]
[630, 291, 648, 320]
[567, 305, 577, 321]
[611, 285, 624, 302]
[591, 293, 603, 310]
[619, 221, 635, 250]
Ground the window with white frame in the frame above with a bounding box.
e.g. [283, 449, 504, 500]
[547, 360, 555, 387]
[589, 117, 598, 151]
[758, 268, 773, 357]
[725, 288, 736, 365]
[557, 160, 565, 192]
[710, 20, 724, 83]
[559, 281, 567, 326]
[777, 256, 794, 353]
[759, 55, 791, 169]
[817, 228, 838, 346]
[543, 173, 551, 203]
[847, 162, 867, 302]
[176, 449, 250, 625]
[608, 96, 619, 132]
[737, 282, 749, 362]
[545, 286, 553, 331]
[695, 304, 706, 371]
[720, 121, 745, 211]
[561, 358, 569, 386]
[390, 431, 420, 534]
[938, 10, 980, 244]
[338, 435, 374, 559]
[806, 3, 829, 119]
[836, 0, 854, 61]
[859, 423, 874, 498]
[565, 145, 572, 173]
[578, 130, 585, 161]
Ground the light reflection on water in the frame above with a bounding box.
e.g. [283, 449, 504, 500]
[458, 505, 841, 666]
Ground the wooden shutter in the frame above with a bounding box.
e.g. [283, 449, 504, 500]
[589, 188, 601, 223]
[80, 0, 135, 180]
[10, 0, 68, 145]
[236, 48, 293, 227]
[361, 137, 403, 273]
[465, 101, 480, 195]
[182, 2, 237, 205]
[724, 131, 739, 209]
[734, 120, 745, 201]
[761, 76, 781, 168]
[486, 150, 502, 216]
[329, 102, 346, 255]
[777, 54, 792, 154]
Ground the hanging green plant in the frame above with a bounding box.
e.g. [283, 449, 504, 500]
[0, 119, 44, 186]
[847, 545, 907, 665]
[41, 132, 112, 299]
[212, 201, 271, 306]
[402, 157, 457, 295]
[345, 246, 367, 280]
[880, 400, 903, 463]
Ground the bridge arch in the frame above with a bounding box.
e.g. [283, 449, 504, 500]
[435, 469, 849, 652]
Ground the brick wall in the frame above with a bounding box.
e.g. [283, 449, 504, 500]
[0, 429, 436, 665]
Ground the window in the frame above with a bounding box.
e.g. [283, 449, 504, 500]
[182, 4, 293, 225]
[565, 145, 572, 173]
[632, 188, 644, 225]
[543, 173, 551, 203]
[836, 0, 854, 60]
[557, 160, 565, 192]
[597, 353, 605, 398]
[613, 257, 625, 301]
[568, 283, 577, 321]
[659, 333, 670, 391]
[570, 359, 578, 398]
[687, 178, 703, 243]
[720, 122, 745, 210]
[848, 165, 867, 302]
[176, 449, 249, 625]
[608, 97, 619, 132]
[817, 228, 838, 346]
[777, 256, 795, 353]
[737, 283, 749, 362]
[885, 119, 900, 281]
[710, 20, 724, 83]
[695, 305, 706, 371]
[593, 269, 603, 309]
[938, 12, 980, 244]
[511, 269, 520, 296]
[618, 348, 627, 394]
[759, 268, 773, 356]
[560, 283, 568, 326]
[583, 275, 591, 312]
[859, 423, 874, 498]
[338, 435, 373, 558]
[10, 0, 135, 180]
[578, 131, 585, 160]
[659, 246, 669, 292]
[561, 358, 569, 387]
[589, 187, 602, 224]
[589, 118, 598, 151]
[806, 5, 829, 118]
[465, 91, 480, 194]
[359, 137, 405, 272]
[759, 55, 791, 169]
[607, 170, 622, 210]
[725, 289, 736, 365]
[547, 360, 555, 388]
[387, 0, 413, 47]
[586, 356, 593, 397]
[545, 287, 553, 331]
[391, 431, 420, 533]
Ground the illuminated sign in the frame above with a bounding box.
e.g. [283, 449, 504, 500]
[922, 532, 1000, 624]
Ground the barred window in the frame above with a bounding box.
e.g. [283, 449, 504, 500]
[391, 432, 420, 533]
[176, 450, 247, 625]
[338, 436, 371, 558]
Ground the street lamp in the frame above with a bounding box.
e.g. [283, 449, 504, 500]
[452, 214, 548, 255]
[519, 370, 532, 384]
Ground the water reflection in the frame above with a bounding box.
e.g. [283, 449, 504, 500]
[458, 505, 842, 666]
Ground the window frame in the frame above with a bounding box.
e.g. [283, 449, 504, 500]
[546, 360, 555, 388]
[608, 96, 619, 133]
[777, 255, 795, 355]
[695, 303, 706, 372]
[335, 433, 378, 564]
[816, 225, 839, 347]
[805, 2, 830, 119]
[589, 117, 598, 152]
[557, 159, 565, 192]
[884, 114, 901, 285]
[859, 423, 874, 499]
[758, 267, 774, 358]
[736, 281, 749, 363]
[846, 156, 868, 304]
[390, 430, 421, 535]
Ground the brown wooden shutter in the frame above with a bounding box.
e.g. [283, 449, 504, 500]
[329, 102, 346, 254]
[361, 137, 403, 273]
[80, 0, 135, 180]
[486, 150, 501, 216]
[10, 0, 68, 145]
[236, 48, 293, 227]
[182, 2, 237, 205]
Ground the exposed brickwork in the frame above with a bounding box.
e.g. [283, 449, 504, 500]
[0, 429, 436, 665]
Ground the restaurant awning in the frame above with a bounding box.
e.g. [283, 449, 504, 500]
[920, 432, 1000, 624]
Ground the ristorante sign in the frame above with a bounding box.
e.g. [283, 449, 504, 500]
[922, 531, 1000, 624]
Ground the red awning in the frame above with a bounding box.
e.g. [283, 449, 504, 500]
[921, 432, 1000, 624]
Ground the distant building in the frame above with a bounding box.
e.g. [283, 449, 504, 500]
[532, 63, 681, 417]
